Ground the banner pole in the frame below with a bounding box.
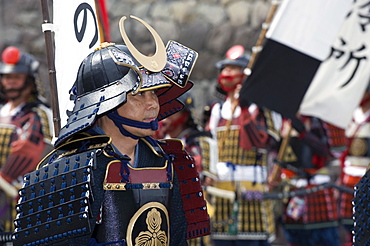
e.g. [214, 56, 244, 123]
[219, 0, 281, 150]
[40, 0, 61, 136]
[267, 124, 292, 186]
[244, 0, 281, 76]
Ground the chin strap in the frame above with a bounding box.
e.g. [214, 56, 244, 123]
[107, 110, 158, 139]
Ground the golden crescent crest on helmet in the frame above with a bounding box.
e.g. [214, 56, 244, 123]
[119, 15, 166, 73]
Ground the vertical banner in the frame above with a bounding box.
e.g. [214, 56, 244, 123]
[53, 0, 101, 126]
[239, 0, 370, 129]
[299, 1, 370, 127]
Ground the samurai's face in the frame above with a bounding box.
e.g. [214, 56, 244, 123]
[218, 65, 245, 92]
[1, 73, 31, 101]
[116, 89, 160, 137]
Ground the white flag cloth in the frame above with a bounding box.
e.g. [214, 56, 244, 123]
[266, 0, 350, 61]
[240, 0, 370, 129]
[53, 0, 101, 128]
[299, 0, 370, 128]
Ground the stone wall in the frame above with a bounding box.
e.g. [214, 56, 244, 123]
[0, 0, 272, 123]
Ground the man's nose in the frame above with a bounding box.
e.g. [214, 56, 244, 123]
[146, 93, 159, 108]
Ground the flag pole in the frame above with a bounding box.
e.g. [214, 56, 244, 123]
[267, 124, 292, 187]
[245, 0, 287, 186]
[244, 0, 281, 76]
[40, 0, 61, 136]
[219, 0, 281, 150]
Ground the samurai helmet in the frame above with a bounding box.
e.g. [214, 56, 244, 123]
[55, 43, 142, 146]
[56, 16, 198, 145]
[0, 46, 39, 77]
[117, 16, 198, 121]
[177, 91, 198, 128]
[178, 91, 195, 113]
[104, 16, 198, 140]
[215, 45, 250, 93]
[215, 45, 250, 70]
[0, 46, 45, 101]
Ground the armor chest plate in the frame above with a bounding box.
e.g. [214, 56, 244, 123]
[216, 127, 267, 166]
[95, 159, 173, 244]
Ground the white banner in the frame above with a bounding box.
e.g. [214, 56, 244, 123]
[267, 0, 351, 61]
[300, 1, 370, 128]
[53, 0, 101, 128]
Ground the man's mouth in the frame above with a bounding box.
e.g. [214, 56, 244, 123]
[4, 88, 22, 93]
[144, 117, 157, 122]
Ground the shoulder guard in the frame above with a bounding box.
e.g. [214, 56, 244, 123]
[159, 139, 210, 239]
[13, 135, 113, 246]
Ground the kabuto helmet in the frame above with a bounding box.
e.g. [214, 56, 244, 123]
[178, 92, 195, 113]
[55, 16, 198, 146]
[0, 46, 39, 76]
[215, 45, 250, 93]
[215, 45, 250, 70]
[55, 43, 142, 146]
[104, 16, 198, 140]
[0, 46, 44, 100]
[176, 91, 198, 129]
[117, 16, 198, 121]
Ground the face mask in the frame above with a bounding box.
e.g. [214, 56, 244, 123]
[217, 73, 244, 92]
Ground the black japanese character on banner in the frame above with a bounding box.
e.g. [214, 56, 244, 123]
[74, 3, 99, 49]
[327, 38, 367, 88]
[347, 0, 370, 32]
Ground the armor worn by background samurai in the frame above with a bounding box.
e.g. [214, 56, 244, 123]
[208, 101, 278, 242]
[280, 119, 346, 231]
[12, 134, 210, 246]
[0, 102, 52, 233]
